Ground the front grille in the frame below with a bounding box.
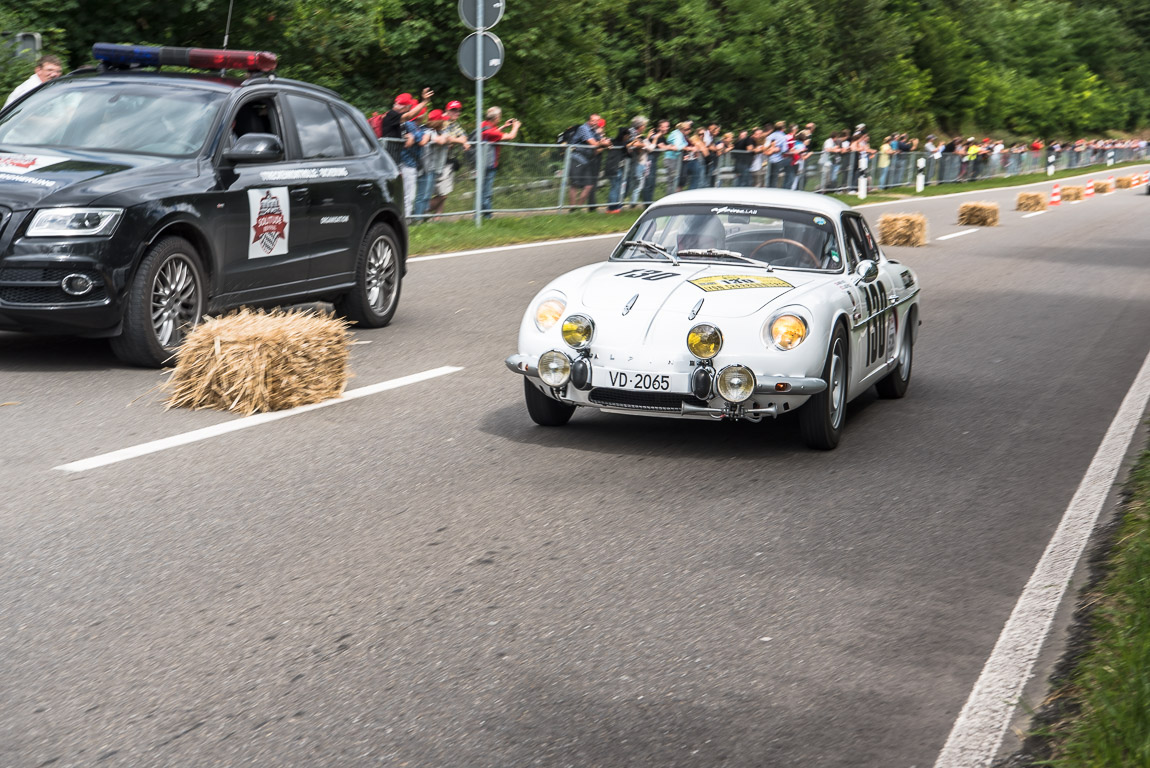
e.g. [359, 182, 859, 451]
[0, 267, 107, 305]
[589, 388, 710, 412]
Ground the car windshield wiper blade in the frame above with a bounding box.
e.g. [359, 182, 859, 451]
[677, 248, 763, 266]
[622, 239, 679, 266]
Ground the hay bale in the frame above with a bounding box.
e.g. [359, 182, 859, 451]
[876, 212, 928, 247]
[1116, 175, 1135, 189]
[1015, 192, 1046, 212]
[164, 308, 351, 415]
[1061, 185, 1084, 201]
[1094, 180, 1114, 194]
[957, 201, 1000, 227]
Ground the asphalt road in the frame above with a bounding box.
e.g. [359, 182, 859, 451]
[2, 171, 1149, 767]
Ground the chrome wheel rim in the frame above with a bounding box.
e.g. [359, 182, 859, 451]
[828, 337, 846, 428]
[151, 254, 201, 348]
[365, 237, 398, 314]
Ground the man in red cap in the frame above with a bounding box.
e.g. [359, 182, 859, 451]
[430, 102, 471, 215]
[379, 87, 433, 163]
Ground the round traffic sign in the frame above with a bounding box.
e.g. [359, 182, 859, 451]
[458, 0, 505, 30]
[457, 31, 504, 81]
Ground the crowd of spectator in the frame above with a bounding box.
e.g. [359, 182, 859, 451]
[371, 89, 1149, 219]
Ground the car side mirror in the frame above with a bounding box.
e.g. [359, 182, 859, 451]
[222, 133, 284, 165]
[855, 259, 879, 284]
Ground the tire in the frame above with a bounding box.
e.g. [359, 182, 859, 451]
[335, 222, 402, 327]
[109, 236, 205, 367]
[524, 378, 576, 426]
[875, 312, 914, 399]
[799, 324, 848, 450]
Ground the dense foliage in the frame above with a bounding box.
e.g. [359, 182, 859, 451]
[3, 0, 1149, 142]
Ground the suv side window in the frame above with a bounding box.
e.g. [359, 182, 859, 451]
[285, 94, 346, 159]
[335, 107, 375, 156]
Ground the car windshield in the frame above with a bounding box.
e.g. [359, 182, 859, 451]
[612, 204, 845, 271]
[0, 79, 227, 157]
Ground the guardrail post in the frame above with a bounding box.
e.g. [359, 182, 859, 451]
[916, 156, 925, 193]
[1047, 153, 1055, 177]
[1106, 149, 1115, 167]
[557, 145, 571, 211]
[857, 153, 868, 199]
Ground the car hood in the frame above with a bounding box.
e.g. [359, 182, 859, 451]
[578, 260, 823, 319]
[0, 147, 180, 209]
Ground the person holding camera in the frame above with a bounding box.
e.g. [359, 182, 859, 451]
[428, 100, 470, 216]
[479, 107, 520, 218]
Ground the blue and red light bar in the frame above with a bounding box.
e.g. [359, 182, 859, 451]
[92, 43, 277, 73]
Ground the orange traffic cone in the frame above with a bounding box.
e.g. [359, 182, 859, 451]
[1085, 179, 1095, 198]
[1049, 182, 1061, 206]
[1108, 175, 1115, 191]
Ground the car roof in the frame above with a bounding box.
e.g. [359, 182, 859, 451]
[650, 188, 854, 218]
[57, 70, 344, 101]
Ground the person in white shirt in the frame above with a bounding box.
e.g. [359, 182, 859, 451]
[4, 55, 64, 108]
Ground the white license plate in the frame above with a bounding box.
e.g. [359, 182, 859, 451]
[601, 369, 687, 392]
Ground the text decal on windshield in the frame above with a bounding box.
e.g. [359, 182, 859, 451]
[689, 275, 794, 292]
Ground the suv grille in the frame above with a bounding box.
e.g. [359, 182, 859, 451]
[588, 388, 709, 412]
[0, 267, 108, 305]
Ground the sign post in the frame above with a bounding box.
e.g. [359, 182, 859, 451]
[458, 0, 505, 228]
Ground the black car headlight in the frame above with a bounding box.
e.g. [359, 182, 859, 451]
[26, 208, 123, 237]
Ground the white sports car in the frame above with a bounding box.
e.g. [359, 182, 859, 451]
[505, 188, 921, 448]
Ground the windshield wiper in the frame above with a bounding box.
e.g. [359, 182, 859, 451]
[622, 239, 680, 266]
[677, 248, 764, 267]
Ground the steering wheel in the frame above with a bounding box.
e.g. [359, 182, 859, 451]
[749, 238, 819, 267]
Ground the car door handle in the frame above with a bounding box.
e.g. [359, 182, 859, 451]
[291, 188, 309, 201]
[357, 183, 374, 196]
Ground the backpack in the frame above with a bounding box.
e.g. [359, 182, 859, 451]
[557, 123, 580, 145]
[368, 112, 384, 138]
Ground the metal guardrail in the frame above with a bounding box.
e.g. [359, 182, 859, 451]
[380, 137, 1150, 221]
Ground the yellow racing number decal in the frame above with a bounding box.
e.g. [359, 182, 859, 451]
[688, 275, 794, 292]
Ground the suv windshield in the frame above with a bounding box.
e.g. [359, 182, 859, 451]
[0, 80, 227, 157]
[612, 204, 845, 271]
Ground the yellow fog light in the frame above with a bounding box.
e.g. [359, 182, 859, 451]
[534, 294, 566, 332]
[538, 350, 572, 387]
[766, 313, 808, 350]
[717, 365, 756, 402]
[561, 314, 595, 349]
[687, 323, 723, 360]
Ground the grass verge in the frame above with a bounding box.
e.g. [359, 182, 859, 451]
[1007, 444, 1150, 766]
[408, 160, 1148, 255]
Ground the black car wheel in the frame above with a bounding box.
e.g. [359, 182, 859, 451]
[799, 324, 848, 450]
[109, 236, 205, 367]
[524, 378, 576, 426]
[336, 222, 402, 327]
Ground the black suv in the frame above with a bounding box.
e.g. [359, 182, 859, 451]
[0, 43, 406, 366]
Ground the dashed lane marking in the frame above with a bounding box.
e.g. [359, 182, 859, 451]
[53, 366, 464, 473]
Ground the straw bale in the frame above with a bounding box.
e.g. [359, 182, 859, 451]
[1094, 180, 1114, 194]
[876, 213, 927, 247]
[1116, 175, 1135, 189]
[1015, 192, 1046, 212]
[957, 201, 999, 227]
[1061, 185, 1084, 201]
[164, 308, 351, 415]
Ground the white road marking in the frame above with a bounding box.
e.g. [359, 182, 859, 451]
[1021, 211, 1047, 219]
[933, 345, 1150, 768]
[411, 233, 624, 262]
[1069, 200, 1084, 205]
[53, 366, 464, 473]
[936, 229, 980, 241]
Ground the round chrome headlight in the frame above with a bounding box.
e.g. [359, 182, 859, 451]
[561, 314, 594, 349]
[717, 365, 756, 402]
[538, 350, 572, 387]
[534, 293, 567, 332]
[686, 323, 723, 360]
[764, 313, 808, 350]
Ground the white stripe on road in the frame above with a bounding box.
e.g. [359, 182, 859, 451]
[53, 366, 464, 473]
[933, 345, 1150, 768]
[936, 229, 980, 241]
[410, 233, 624, 262]
[1021, 211, 1047, 219]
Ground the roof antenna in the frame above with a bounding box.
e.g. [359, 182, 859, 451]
[220, 0, 235, 75]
